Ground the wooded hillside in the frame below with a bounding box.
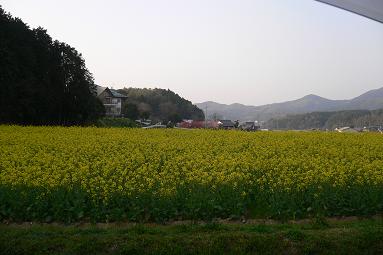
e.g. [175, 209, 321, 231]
[265, 109, 383, 130]
[117, 87, 204, 123]
[0, 6, 104, 125]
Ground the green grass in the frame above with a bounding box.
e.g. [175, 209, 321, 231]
[0, 218, 382, 255]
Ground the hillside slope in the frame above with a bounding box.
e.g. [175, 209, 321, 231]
[117, 88, 204, 122]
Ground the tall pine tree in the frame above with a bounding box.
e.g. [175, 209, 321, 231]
[0, 6, 104, 125]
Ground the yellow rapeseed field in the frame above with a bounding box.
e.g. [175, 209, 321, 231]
[0, 126, 382, 222]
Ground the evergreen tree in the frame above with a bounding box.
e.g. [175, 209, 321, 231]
[0, 6, 104, 125]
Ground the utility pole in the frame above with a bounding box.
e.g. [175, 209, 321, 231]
[205, 105, 208, 128]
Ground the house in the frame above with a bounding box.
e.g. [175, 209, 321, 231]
[240, 121, 260, 131]
[96, 86, 128, 117]
[219, 120, 235, 129]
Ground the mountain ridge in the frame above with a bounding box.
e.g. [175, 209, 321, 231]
[196, 87, 383, 121]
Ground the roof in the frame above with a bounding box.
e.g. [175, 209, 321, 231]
[220, 120, 235, 127]
[336, 127, 360, 133]
[96, 85, 106, 96]
[242, 121, 256, 125]
[109, 89, 128, 98]
[96, 85, 128, 98]
[315, 0, 383, 23]
[337, 127, 352, 131]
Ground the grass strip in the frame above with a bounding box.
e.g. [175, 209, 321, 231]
[0, 218, 382, 255]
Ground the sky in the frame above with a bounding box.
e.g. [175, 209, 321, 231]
[1, 0, 383, 105]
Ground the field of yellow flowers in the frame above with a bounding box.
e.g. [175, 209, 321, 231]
[0, 126, 382, 222]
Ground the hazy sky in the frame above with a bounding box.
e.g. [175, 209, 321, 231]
[2, 0, 383, 105]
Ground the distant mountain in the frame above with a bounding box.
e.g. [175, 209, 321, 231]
[345, 87, 383, 110]
[196, 87, 383, 121]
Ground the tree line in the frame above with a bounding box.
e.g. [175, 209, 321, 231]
[0, 6, 104, 125]
[118, 88, 204, 123]
[265, 109, 383, 130]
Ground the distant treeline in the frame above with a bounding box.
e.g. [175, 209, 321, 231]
[265, 109, 383, 130]
[117, 88, 205, 123]
[0, 6, 104, 125]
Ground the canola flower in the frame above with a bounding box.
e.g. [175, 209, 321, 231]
[0, 125, 382, 222]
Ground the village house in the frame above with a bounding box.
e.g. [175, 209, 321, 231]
[219, 120, 235, 129]
[335, 127, 360, 133]
[240, 121, 260, 131]
[96, 86, 128, 117]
